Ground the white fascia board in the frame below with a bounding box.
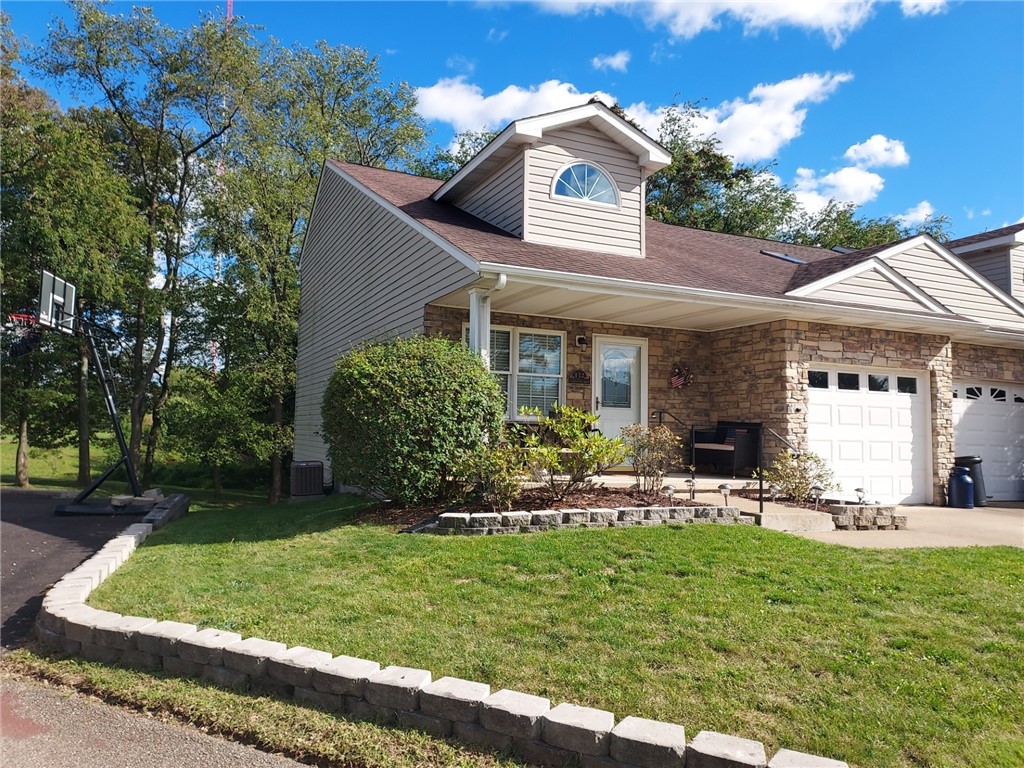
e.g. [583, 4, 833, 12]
[476, 260, 984, 334]
[788, 235, 1024, 319]
[434, 103, 671, 202]
[431, 122, 522, 202]
[949, 230, 1024, 255]
[931, 239, 1024, 318]
[872, 261, 950, 313]
[327, 163, 480, 274]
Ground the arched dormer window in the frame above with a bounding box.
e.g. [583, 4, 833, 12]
[551, 161, 620, 207]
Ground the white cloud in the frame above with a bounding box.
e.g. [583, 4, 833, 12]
[844, 134, 910, 168]
[446, 55, 475, 74]
[415, 77, 616, 133]
[982, 208, 992, 216]
[487, 28, 509, 43]
[900, 0, 948, 17]
[898, 200, 934, 226]
[689, 72, 853, 163]
[592, 50, 631, 72]
[539, 1, 946, 47]
[793, 165, 885, 213]
[416, 71, 850, 164]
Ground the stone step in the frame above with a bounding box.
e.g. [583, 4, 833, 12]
[750, 511, 836, 532]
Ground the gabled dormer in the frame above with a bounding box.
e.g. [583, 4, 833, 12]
[432, 102, 671, 258]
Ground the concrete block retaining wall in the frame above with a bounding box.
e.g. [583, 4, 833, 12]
[827, 504, 907, 531]
[424, 504, 755, 535]
[35, 493, 848, 768]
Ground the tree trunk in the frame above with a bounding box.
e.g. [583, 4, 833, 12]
[213, 464, 222, 501]
[77, 332, 91, 486]
[143, 313, 178, 487]
[16, 408, 30, 487]
[269, 391, 283, 504]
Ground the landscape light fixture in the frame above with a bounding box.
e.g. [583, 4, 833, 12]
[663, 485, 676, 503]
[769, 483, 781, 503]
[855, 487, 866, 505]
[811, 484, 825, 511]
[718, 483, 732, 506]
[684, 477, 696, 501]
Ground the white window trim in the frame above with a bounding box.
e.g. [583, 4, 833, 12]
[549, 160, 621, 209]
[805, 367, 922, 396]
[463, 323, 566, 420]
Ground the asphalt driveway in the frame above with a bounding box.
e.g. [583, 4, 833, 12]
[0, 488, 141, 653]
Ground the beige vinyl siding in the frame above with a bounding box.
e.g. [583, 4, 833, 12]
[524, 125, 644, 257]
[810, 268, 932, 312]
[886, 243, 1024, 330]
[961, 250, 1011, 294]
[294, 167, 477, 475]
[453, 152, 524, 236]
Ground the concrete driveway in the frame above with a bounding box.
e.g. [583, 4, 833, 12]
[797, 502, 1024, 548]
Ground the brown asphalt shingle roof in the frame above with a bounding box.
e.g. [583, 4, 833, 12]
[945, 222, 1024, 249]
[334, 161, 850, 300]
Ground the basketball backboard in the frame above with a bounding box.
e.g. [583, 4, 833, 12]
[38, 270, 77, 334]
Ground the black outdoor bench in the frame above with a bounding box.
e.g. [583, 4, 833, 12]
[691, 421, 761, 478]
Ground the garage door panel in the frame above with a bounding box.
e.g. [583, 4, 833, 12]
[867, 442, 893, 462]
[953, 380, 1024, 501]
[837, 442, 863, 461]
[867, 407, 892, 427]
[807, 367, 929, 504]
[836, 405, 864, 426]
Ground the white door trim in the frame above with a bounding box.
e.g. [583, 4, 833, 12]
[592, 334, 648, 438]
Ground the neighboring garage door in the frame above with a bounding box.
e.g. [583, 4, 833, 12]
[806, 368, 930, 504]
[952, 381, 1024, 501]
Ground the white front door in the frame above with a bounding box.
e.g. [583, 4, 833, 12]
[953, 381, 1024, 501]
[806, 367, 930, 504]
[593, 336, 647, 440]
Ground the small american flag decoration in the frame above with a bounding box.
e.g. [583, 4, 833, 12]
[670, 365, 693, 389]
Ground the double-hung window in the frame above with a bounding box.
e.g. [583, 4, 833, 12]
[464, 325, 564, 419]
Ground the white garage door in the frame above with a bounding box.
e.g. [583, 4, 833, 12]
[806, 368, 930, 504]
[952, 381, 1024, 501]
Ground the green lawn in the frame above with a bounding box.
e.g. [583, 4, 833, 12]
[87, 496, 1024, 768]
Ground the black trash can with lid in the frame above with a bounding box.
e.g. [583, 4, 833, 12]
[954, 455, 987, 507]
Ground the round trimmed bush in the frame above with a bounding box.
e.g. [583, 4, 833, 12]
[320, 335, 505, 504]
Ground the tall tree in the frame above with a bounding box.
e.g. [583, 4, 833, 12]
[783, 200, 952, 250]
[195, 41, 427, 501]
[2, 12, 143, 485]
[35, 0, 264, 483]
[410, 128, 498, 181]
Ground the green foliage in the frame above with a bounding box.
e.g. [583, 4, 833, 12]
[621, 423, 681, 494]
[459, 433, 528, 512]
[321, 336, 505, 504]
[753, 449, 838, 503]
[522, 405, 627, 501]
[782, 200, 952, 249]
[410, 128, 499, 180]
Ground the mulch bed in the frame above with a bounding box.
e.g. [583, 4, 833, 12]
[358, 486, 708, 528]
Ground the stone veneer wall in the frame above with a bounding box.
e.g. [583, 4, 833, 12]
[35, 495, 850, 768]
[791, 323, 953, 501]
[952, 342, 1024, 381]
[424, 305, 712, 446]
[426, 307, 1021, 504]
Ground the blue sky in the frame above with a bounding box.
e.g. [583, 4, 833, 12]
[7, 1, 1023, 237]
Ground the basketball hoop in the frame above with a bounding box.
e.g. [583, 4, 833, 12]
[5, 312, 41, 358]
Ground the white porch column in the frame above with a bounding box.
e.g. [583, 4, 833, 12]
[467, 288, 492, 367]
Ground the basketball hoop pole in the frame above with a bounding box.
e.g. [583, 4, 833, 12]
[74, 317, 143, 501]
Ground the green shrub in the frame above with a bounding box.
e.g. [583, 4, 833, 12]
[459, 432, 528, 512]
[320, 335, 505, 504]
[621, 423, 681, 494]
[523, 405, 627, 501]
[753, 450, 838, 503]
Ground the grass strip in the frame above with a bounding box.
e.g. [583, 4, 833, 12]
[3, 648, 521, 768]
